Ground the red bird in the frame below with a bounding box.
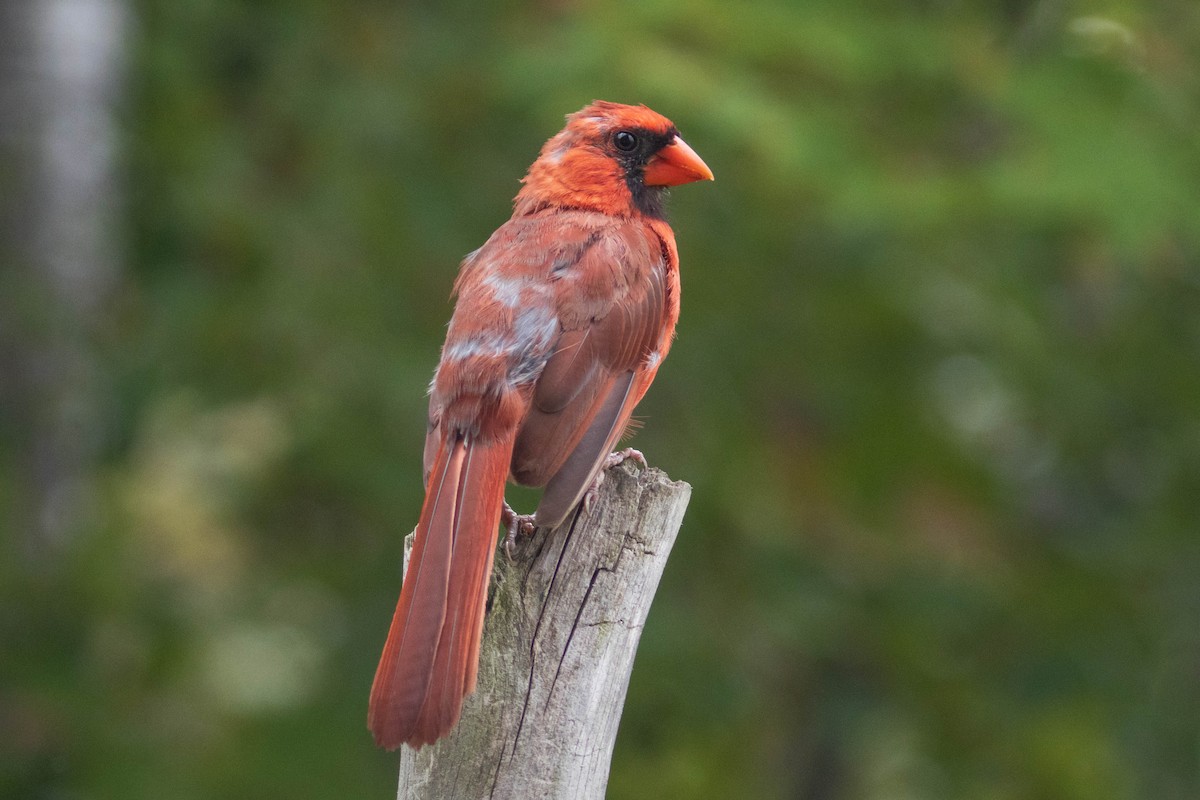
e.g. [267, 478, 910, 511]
[368, 101, 713, 749]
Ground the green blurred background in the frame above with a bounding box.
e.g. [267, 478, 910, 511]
[3, 1, 1199, 798]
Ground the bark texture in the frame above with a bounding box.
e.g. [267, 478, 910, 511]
[394, 461, 690, 800]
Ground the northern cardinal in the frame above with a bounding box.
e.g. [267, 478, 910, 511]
[368, 101, 712, 749]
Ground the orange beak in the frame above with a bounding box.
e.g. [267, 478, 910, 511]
[643, 135, 714, 187]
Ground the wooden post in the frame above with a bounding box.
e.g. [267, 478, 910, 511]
[393, 461, 691, 800]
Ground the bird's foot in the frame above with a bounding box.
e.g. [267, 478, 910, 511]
[583, 448, 648, 513]
[604, 447, 647, 471]
[501, 500, 536, 559]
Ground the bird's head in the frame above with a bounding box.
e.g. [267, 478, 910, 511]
[515, 100, 713, 219]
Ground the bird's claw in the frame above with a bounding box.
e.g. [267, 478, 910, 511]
[583, 473, 604, 515]
[501, 500, 536, 559]
[583, 449, 648, 513]
[603, 447, 647, 470]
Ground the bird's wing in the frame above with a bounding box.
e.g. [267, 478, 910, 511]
[509, 214, 670, 527]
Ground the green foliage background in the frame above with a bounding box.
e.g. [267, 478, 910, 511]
[5, 1, 1200, 797]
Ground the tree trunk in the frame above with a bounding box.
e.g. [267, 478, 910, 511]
[394, 461, 691, 800]
[0, 0, 125, 557]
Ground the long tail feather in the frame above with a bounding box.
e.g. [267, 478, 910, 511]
[367, 433, 511, 749]
[412, 438, 508, 738]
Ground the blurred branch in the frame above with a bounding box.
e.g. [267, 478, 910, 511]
[395, 462, 691, 800]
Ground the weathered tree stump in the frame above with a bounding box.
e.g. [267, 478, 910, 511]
[393, 461, 690, 800]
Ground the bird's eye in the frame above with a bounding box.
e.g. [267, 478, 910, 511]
[613, 131, 638, 152]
